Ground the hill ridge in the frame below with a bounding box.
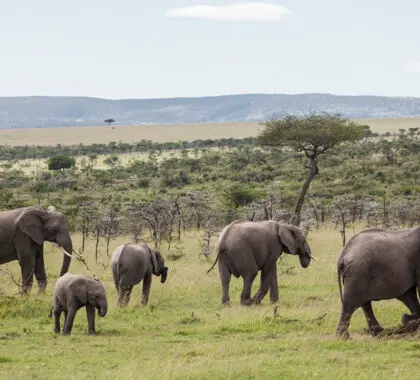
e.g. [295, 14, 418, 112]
[1, 93, 420, 129]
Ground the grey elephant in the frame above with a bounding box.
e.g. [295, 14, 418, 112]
[208, 219, 313, 306]
[111, 243, 168, 307]
[52, 273, 108, 336]
[336, 227, 420, 339]
[0, 206, 73, 294]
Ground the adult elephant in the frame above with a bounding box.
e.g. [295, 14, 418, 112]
[0, 206, 73, 295]
[111, 243, 168, 307]
[208, 219, 313, 306]
[336, 227, 420, 339]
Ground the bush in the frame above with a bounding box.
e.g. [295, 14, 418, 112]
[47, 155, 75, 171]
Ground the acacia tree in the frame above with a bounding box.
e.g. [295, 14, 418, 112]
[104, 118, 115, 127]
[258, 113, 365, 225]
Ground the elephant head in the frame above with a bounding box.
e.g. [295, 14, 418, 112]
[87, 281, 108, 317]
[15, 207, 73, 276]
[277, 224, 312, 268]
[150, 249, 168, 283]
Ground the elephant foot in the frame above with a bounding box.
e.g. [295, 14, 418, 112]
[240, 298, 253, 306]
[54, 328, 60, 334]
[221, 301, 230, 307]
[369, 325, 384, 336]
[336, 326, 350, 340]
[20, 288, 31, 296]
[37, 281, 47, 295]
[249, 297, 263, 306]
[88, 331, 96, 336]
[402, 313, 419, 326]
[62, 330, 71, 336]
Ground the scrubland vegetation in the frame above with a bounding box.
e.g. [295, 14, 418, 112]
[0, 116, 419, 379]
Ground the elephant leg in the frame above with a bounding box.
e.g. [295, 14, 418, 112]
[62, 307, 77, 336]
[269, 265, 279, 304]
[397, 286, 420, 326]
[251, 267, 275, 305]
[218, 261, 231, 306]
[86, 305, 96, 335]
[63, 311, 68, 327]
[362, 301, 383, 336]
[53, 309, 61, 334]
[118, 285, 133, 307]
[34, 247, 47, 294]
[18, 255, 35, 295]
[336, 298, 358, 340]
[240, 271, 257, 306]
[141, 274, 152, 305]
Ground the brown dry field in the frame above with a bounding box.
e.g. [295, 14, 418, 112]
[0, 118, 419, 146]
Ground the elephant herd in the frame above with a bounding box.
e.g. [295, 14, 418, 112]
[1, 206, 420, 339]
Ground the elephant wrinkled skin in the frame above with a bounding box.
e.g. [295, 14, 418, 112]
[208, 219, 313, 306]
[111, 243, 168, 307]
[0, 207, 73, 294]
[53, 273, 108, 336]
[336, 227, 420, 339]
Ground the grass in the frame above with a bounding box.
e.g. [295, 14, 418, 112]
[0, 227, 419, 379]
[0, 118, 418, 146]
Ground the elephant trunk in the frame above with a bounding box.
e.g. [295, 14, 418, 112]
[58, 237, 73, 277]
[97, 299, 108, 317]
[299, 241, 312, 268]
[160, 267, 168, 283]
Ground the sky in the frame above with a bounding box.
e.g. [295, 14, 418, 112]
[0, 0, 419, 99]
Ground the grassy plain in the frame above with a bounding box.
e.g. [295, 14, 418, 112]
[0, 117, 419, 146]
[1, 227, 419, 379]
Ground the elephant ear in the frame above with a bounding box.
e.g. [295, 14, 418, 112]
[278, 224, 297, 254]
[17, 209, 45, 246]
[148, 247, 159, 275]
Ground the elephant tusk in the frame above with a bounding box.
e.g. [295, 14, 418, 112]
[53, 244, 99, 281]
[60, 248, 72, 258]
[310, 255, 317, 261]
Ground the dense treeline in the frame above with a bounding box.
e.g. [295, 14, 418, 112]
[0, 137, 255, 160]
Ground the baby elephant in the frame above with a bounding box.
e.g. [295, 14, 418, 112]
[111, 243, 168, 307]
[52, 273, 108, 336]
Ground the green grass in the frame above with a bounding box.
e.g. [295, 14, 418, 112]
[0, 227, 419, 379]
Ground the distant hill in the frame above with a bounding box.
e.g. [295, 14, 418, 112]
[1, 93, 420, 129]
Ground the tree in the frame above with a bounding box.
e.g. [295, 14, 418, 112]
[47, 154, 76, 171]
[258, 113, 365, 225]
[104, 118, 115, 127]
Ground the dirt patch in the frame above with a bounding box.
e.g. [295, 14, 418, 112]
[379, 319, 420, 339]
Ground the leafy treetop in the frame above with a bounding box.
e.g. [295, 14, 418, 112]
[258, 113, 366, 158]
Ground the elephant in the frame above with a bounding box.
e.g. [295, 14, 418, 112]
[336, 227, 420, 339]
[0, 206, 73, 294]
[52, 273, 108, 336]
[111, 243, 168, 307]
[207, 219, 313, 306]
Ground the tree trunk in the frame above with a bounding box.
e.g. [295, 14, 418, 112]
[95, 230, 100, 263]
[292, 156, 318, 226]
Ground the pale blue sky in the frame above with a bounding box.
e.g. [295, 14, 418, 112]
[0, 0, 419, 99]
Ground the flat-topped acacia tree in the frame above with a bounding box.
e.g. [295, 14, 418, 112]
[258, 113, 365, 225]
[104, 118, 115, 127]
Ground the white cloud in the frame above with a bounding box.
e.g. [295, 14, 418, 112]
[402, 61, 420, 73]
[165, 2, 291, 22]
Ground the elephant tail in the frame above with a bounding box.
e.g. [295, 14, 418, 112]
[48, 305, 53, 318]
[337, 263, 344, 304]
[206, 251, 220, 274]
